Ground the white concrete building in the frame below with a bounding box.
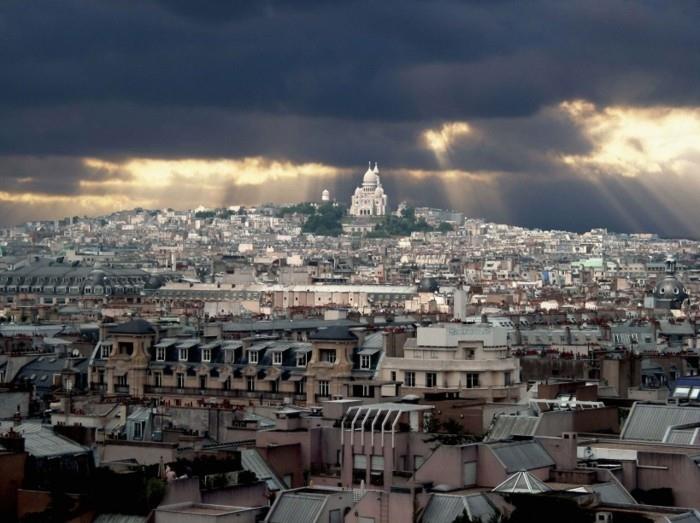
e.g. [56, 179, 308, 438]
[379, 323, 524, 401]
[349, 162, 387, 217]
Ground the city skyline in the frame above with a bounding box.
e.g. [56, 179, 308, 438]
[2, 1, 700, 236]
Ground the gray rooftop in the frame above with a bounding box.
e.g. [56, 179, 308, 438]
[267, 492, 326, 523]
[0, 422, 89, 458]
[488, 440, 555, 473]
[421, 493, 496, 523]
[241, 448, 285, 491]
[620, 403, 700, 442]
[590, 481, 637, 505]
[484, 415, 539, 442]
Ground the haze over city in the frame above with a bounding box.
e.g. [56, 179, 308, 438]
[3, 1, 700, 236]
[4, 3, 700, 523]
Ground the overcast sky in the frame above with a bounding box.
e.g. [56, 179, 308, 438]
[2, 0, 700, 237]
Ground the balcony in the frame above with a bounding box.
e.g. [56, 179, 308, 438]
[90, 383, 107, 393]
[143, 385, 306, 403]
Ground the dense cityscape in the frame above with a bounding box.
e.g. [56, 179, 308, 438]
[0, 164, 699, 522]
[5, 1, 700, 522]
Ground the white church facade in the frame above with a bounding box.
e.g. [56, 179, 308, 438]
[349, 162, 388, 217]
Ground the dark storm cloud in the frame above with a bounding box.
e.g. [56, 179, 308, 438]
[3, 0, 700, 119]
[0, 156, 130, 195]
[1, 0, 700, 234]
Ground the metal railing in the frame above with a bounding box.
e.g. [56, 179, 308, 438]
[143, 385, 305, 402]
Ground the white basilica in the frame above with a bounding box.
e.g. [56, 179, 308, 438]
[349, 162, 388, 217]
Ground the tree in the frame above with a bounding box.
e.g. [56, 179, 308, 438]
[437, 222, 454, 233]
[368, 207, 433, 237]
[238, 469, 258, 485]
[279, 202, 317, 216]
[301, 203, 346, 236]
[425, 417, 480, 445]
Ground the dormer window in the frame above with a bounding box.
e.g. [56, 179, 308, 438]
[202, 349, 211, 363]
[273, 352, 283, 365]
[156, 347, 165, 361]
[320, 349, 336, 363]
[249, 350, 259, 364]
[101, 344, 110, 359]
[360, 355, 371, 370]
[296, 353, 307, 367]
[179, 348, 188, 362]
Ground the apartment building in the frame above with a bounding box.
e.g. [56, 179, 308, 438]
[379, 323, 524, 401]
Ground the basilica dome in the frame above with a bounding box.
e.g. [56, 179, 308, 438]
[363, 165, 378, 185]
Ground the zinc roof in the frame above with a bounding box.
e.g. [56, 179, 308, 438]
[484, 415, 539, 442]
[241, 448, 285, 491]
[421, 493, 496, 523]
[0, 422, 89, 458]
[488, 440, 555, 473]
[267, 492, 326, 523]
[590, 481, 637, 505]
[621, 403, 700, 442]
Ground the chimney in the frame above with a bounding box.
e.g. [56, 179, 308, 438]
[0, 428, 25, 453]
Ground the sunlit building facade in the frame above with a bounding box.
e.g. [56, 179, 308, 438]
[349, 162, 388, 217]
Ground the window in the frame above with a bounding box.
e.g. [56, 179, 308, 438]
[202, 349, 211, 363]
[295, 379, 306, 395]
[404, 371, 415, 387]
[296, 353, 307, 367]
[249, 350, 259, 364]
[361, 384, 371, 397]
[133, 421, 144, 440]
[176, 372, 185, 388]
[426, 372, 437, 388]
[247, 376, 256, 392]
[101, 344, 110, 359]
[223, 376, 231, 390]
[360, 354, 371, 369]
[116, 374, 128, 387]
[119, 342, 133, 355]
[273, 352, 283, 365]
[390, 371, 396, 382]
[320, 349, 336, 363]
[466, 372, 480, 388]
[154, 372, 162, 387]
[156, 347, 165, 361]
[199, 375, 207, 389]
[413, 455, 424, 471]
[319, 380, 330, 397]
[673, 386, 691, 399]
[178, 348, 188, 362]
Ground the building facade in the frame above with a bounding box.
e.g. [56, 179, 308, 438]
[379, 323, 524, 402]
[349, 163, 387, 217]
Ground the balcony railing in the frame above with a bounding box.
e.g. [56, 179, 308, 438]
[143, 385, 306, 403]
[90, 383, 107, 393]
